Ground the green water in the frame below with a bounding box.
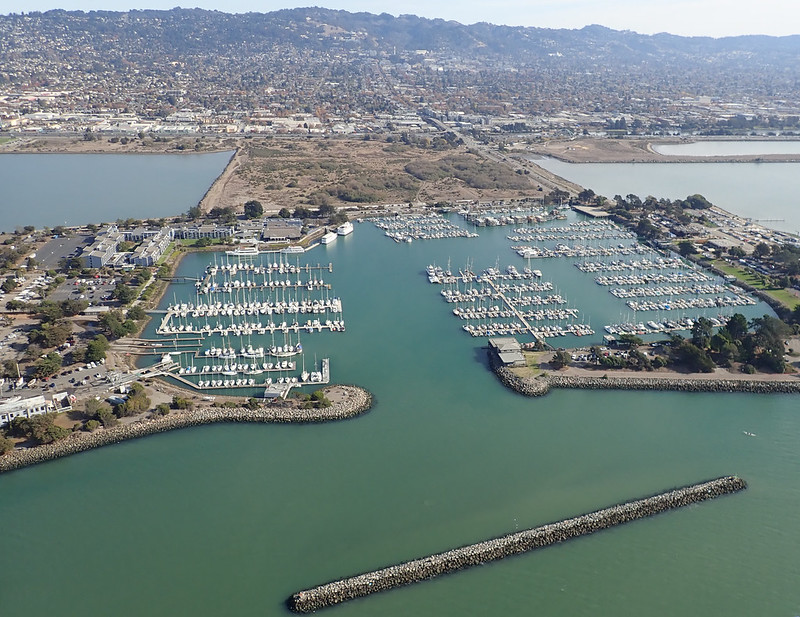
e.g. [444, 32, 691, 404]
[2, 221, 799, 617]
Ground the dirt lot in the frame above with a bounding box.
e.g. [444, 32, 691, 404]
[203, 137, 554, 212]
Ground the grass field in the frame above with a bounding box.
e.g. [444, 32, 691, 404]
[713, 260, 800, 309]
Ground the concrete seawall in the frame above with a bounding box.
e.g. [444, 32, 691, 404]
[0, 385, 371, 475]
[494, 365, 800, 397]
[288, 475, 746, 613]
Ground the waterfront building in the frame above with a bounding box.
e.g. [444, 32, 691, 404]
[172, 224, 235, 240]
[0, 392, 72, 427]
[130, 228, 173, 266]
[488, 337, 526, 367]
[81, 225, 122, 268]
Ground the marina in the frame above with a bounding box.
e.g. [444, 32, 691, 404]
[371, 212, 479, 242]
[147, 251, 341, 397]
[2, 152, 798, 617]
[428, 262, 593, 339]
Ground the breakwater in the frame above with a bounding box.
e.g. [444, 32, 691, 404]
[288, 475, 746, 613]
[0, 385, 371, 475]
[493, 365, 800, 397]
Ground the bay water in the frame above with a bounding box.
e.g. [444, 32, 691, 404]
[534, 157, 800, 234]
[1, 153, 799, 616]
[0, 152, 233, 233]
[652, 141, 800, 157]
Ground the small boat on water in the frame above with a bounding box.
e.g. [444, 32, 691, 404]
[337, 221, 354, 236]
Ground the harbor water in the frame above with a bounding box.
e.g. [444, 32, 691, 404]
[1, 218, 799, 617]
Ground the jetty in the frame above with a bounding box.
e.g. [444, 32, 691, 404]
[288, 476, 746, 613]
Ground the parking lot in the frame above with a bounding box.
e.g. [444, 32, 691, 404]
[47, 275, 118, 307]
[34, 234, 92, 271]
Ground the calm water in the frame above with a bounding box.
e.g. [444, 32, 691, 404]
[653, 141, 800, 157]
[2, 219, 799, 617]
[0, 152, 233, 232]
[534, 157, 800, 234]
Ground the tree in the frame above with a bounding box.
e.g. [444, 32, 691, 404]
[278, 208, 292, 219]
[0, 434, 14, 455]
[85, 398, 111, 420]
[186, 205, 202, 220]
[753, 242, 771, 259]
[549, 350, 571, 369]
[618, 333, 643, 348]
[10, 413, 70, 445]
[243, 200, 264, 219]
[127, 305, 146, 321]
[725, 313, 749, 342]
[293, 206, 311, 219]
[691, 317, 713, 350]
[99, 310, 134, 339]
[728, 245, 746, 259]
[34, 352, 63, 379]
[113, 383, 150, 417]
[113, 283, 137, 305]
[86, 334, 110, 363]
[678, 241, 696, 257]
[1, 277, 18, 293]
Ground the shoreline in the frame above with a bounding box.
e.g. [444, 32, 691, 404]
[524, 137, 800, 165]
[0, 385, 373, 475]
[493, 363, 800, 397]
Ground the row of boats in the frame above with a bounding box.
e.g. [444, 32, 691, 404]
[202, 343, 301, 359]
[595, 272, 712, 286]
[575, 258, 688, 273]
[609, 284, 732, 298]
[164, 298, 342, 318]
[514, 243, 650, 259]
[158, 318, 345, 336]
[179, 360, 296, 375]
[625, 295, 757, 311]
[189, 372, 324, 390]
[454, 307, 580, 321]
[508, 231, 635, 242]
[462, 322, 595, 337]
[604, 316, 731, 336]
[373, 213, 479, 242]
[459, 207, 567, 227]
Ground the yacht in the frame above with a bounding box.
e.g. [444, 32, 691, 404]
[336, 221, 354, 236]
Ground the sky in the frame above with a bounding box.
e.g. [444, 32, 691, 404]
[2, 0, 799, 38]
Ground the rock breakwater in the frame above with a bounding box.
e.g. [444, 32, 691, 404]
[494, 365, 800, 397]
[0, 385, 371, 475]
[288, 475, 746, 613]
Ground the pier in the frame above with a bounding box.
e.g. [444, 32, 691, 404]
[287, 476, 746, 613]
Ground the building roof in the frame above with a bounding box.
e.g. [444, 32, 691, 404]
[489, 337, 522, 352]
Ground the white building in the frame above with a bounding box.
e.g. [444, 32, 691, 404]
[0, 392, 72, 427]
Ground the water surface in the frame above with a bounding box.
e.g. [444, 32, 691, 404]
[533, 157, 800, 233]
[0, 151, 232, 232]
[653, 140, 800, 157]
[1, 221, 797, 617]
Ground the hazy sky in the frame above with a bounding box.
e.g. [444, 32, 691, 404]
[3, 0, 799, 38]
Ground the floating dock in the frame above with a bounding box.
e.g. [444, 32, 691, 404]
[287, 475, 746, 613]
